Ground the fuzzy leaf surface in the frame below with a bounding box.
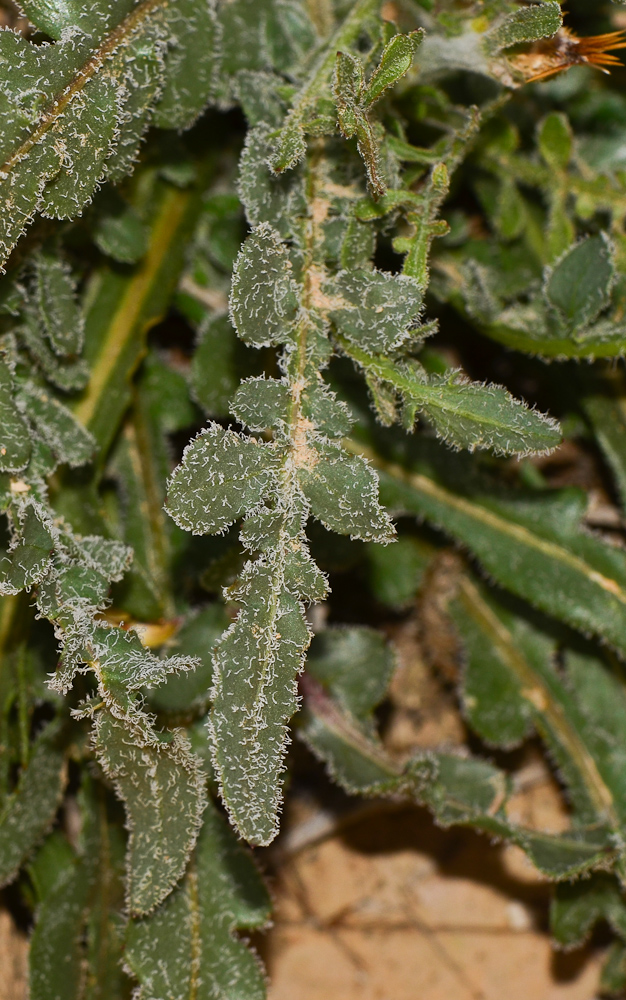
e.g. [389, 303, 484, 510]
[126, 802, 270, 1000]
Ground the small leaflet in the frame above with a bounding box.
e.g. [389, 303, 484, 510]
[230, 224, 299, 348]
[33, 248, 84, 357]
[545, 234, 615, 331]
[328, 269, 422, 353]
[0, 724, 66, 888]
[0, 358, 31, 473]
[18, 383, 96, 467]
[166, 423, 280, 535]
[298, 441, 395, 543]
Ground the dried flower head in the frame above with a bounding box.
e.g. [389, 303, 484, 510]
[510, 27, 626, 83]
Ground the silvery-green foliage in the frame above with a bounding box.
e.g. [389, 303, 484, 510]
[8, 1, 626, 996]
[0, 0, 220, 266]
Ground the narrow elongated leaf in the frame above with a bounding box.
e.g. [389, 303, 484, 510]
[452, 577, 621, 830]
[18, 383, 96, 467]
[126, 802, 270, 1000]
[0, 723, 66, 888]
[0, 359, 31, 473]
[374, 446, 626, 656]
[33, 248, 84, 357]
[210, 558, 310, 845]
[362, 31, 422, 107]
[302, 676, 609, 879]
[94, 712, 206, 915]
[29, 859, 90, 1000]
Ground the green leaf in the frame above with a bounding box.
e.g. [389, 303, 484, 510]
[538, 113, 573, 172]
[231, 376, 291, 432]
[551, 875, 626, 948]
[153, 0, 220, 130]
[374, 445, 626, 656]
[361, 31, 422, 108]
[33, 247, 84, 357]
[602, 941, 626, 996]
[367, 535, 431, 608]
[211, 558, 310, 845]
[166, 423, 280, 536]
[341, 341, 561, 455]
[307, 626, 395, 728]
[302, 676, 610, 879]
[29, 857, 90, 1000]
[414, 372, 562, 455]
[0, 359, 31, 473]
[486, 1, 562, 53]
[452, 577, 625, 831]
[92, 193, 149, 264]
[298, 441, 395, 543]
[230, 224, 298, 348]
[333, 50, 363, 109]
[191, 313, 241, 417]
[18, 383, 96, 467]
[94, 711, 206, 916]
[328, 269, 422, 353]
[0, 723, 66, 888]
[126, 801, 270, 1000]
[0, 501, 55, 595]
[545, 235, 615, 331]
[237, 124, 306, 236]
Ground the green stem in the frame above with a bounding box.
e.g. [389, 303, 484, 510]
[273, 0, 382, 171]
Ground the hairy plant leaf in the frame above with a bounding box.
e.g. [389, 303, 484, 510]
[307, 626, 395, 731]
[0, 359, 31, 473]
[0, 501, 55, 595]
[210, 559, 310, 845]
[230, 224, 298, 348]
[302, 677, 610, 879]
[376, 447, 626, 656]
[29, 857, 90, 1000]
[328, 269, 422, 353]
[18, 383, 96, 467]
[298, 442, 395, 543]
[486, 1, 562, 53]
[362, 31, 422, 108]
[551, 875, 626, 948]
[166, 424, 280, 535]
[153, 0, 220, 130]
[545, 235, 615, 331]
[0, 723, 66, 888]
[94, 711, 206, 915]
[126, 801, 270, 1000]
[33, 247, 84, 357]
